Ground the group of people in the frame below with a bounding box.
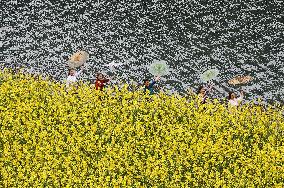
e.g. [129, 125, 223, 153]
[197, 85, 244, 107]
[66, 67, 245, 107]
[66, 66, 110, 91]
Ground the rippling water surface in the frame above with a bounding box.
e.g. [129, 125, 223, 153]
[1, 0, 283, 103]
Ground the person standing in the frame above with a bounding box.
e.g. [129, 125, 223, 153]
[228, 90, 244, 107]
[95, 73, 110, 91]
[143, 76, 160, 95]
[66, 66, 84, 89]
[197, 84, 213, 104]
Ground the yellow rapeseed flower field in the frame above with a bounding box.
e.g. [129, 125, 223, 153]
[0, 69, 283, 187]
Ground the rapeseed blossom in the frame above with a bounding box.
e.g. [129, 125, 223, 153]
[0, 69, 283, 187]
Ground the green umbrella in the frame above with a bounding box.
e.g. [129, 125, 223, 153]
[200, 69, 219, 82]
[149, 60, 169, 76]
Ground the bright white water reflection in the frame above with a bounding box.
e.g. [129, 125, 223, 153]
[0, 0, 283, 103]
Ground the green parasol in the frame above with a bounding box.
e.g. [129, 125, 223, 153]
[200, 69, 219, 82]
[149, 60, 169, 76]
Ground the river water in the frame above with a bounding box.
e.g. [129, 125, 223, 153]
[1, 0, 283, 103]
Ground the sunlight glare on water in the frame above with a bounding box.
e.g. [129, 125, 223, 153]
[0, 0, 283, 103]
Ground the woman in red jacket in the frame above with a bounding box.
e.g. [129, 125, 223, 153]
[95, 73, 110, 91]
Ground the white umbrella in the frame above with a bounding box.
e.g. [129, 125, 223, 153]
[200, 69, 219, 82]
[149, 60, 169, 76]
[67, 51, 89, 68]
[228, 75, 253, 85]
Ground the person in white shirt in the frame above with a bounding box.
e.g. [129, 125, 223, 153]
[228, 90, 244, 107]
[66, 66, 84, 88]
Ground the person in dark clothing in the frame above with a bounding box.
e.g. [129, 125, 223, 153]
[144, 76, 160, 95]
[197, 84, 213, 104]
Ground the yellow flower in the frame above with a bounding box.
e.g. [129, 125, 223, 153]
[0, 71, 283, 187]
